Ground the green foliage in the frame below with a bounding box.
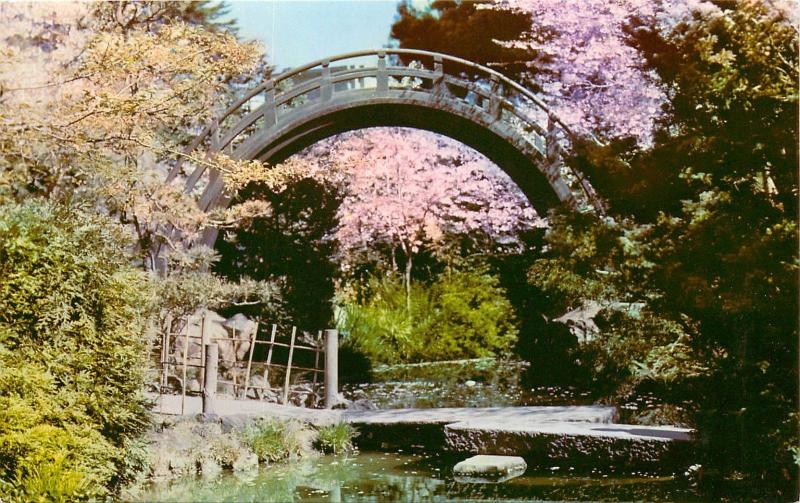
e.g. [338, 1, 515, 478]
[527, 2, 798, 494]
[391, 0, 534, 79]
[242, 418, 316, 463]
[315, 423, 358, 456]
[339, 268, 518, 364]
[216, 178, 341, 329]
[157, 245, 284, 322]
[0, 200, 154, 499]
[528, 210, 710, 391]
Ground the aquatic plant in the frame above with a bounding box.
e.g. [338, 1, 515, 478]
[315, 423, 358, 455]
[242, 418, 316, 463]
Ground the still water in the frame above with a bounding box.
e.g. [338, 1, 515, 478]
[136, 452, 701, 502]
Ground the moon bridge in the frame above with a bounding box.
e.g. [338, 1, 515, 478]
[166, 49, 605, 248]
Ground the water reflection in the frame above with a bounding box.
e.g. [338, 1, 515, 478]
[137, 452, 699, 502]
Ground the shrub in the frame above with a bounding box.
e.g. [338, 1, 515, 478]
[338, 269, 518, 364]
[0, 200, 154, 499]
[315, 423, 358, 455]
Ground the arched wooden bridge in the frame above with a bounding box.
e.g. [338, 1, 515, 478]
[166, 49, 604, 248]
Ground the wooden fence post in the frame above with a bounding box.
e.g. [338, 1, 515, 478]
[199, 312, 207, 389]
[282, 326, 297, 405]
[231, 324, 238, 396]
[324, 329, 338, 409]
[312, 330, 322, 388]
[180, 321, 190, 415]
[242, 322, 258, 399]
[203, 343, 218, 415]
[263, 324, 277, 386]
[160, 314, 172, 391]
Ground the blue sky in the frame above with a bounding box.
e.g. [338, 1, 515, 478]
[226, 1, 405, 71]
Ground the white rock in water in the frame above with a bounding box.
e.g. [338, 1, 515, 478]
[453, 455, 527, 483]
[465, 380, 477, 387]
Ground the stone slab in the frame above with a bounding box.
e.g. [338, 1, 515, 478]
[149, 394, 617, 426]
[344, 405, 618, 426]
[149, 394, 343, 425]
[444, 420, 693, 470]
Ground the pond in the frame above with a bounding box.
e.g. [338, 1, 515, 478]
[136, 452, 701, 502]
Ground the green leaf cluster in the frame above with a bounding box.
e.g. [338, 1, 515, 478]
[530, 1, 798, 494]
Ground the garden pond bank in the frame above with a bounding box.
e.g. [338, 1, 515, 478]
[134, 451, 703, 502]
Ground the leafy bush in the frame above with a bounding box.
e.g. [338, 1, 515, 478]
[338, 269, 518, 364]
[315, 423, 358, 455]
[8, 453, 92, 503]
[0, 200, 154, 499]
[242, 418, 316, 463]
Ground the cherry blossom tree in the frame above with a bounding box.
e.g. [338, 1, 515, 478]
[486, 0, 669, 144]
[300, 127, 544, 307]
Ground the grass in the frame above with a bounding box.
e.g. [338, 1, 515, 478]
[241, 418, 316, 463]
[315, 423, 358, 455]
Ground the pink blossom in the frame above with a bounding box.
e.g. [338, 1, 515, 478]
[488, 0, 670, 144]
[299, 128, 545, 269]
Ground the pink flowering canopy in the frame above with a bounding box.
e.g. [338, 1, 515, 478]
[489, 0, 797, 145]
[488, 0, 669, 145]
[299, 127, 544, 267]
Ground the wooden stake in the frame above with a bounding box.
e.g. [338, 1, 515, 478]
[312, 330, 321, 387]
[282, 326, 297, 405]
[199, 313, 206, 389]
[231, 323, 238, 396]
[242, 321, 258, 399]
[160, 314, 172, 391]
[202, 343, 218, 414]
[180, 320, 190, 415]
[263, 324, 277, 386]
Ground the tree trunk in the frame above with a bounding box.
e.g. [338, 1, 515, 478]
[404, 253, 413, 312]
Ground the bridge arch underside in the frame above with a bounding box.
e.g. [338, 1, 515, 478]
[199, 95, 575, 247]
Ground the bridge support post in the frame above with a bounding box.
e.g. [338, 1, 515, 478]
[203, 343, 218, 415]
[321, 60, 332, 102]
[376, 51, 388, 92]
[488, 74, 502, 119]
[323, 329, 339, 409]
[433, 55, 447, 96]
[263, 81, 277, 128]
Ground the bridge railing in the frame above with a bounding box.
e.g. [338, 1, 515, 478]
[167, 49, 603, 213]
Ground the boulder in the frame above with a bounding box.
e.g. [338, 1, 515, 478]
[553, 300, 602, 343]
[222, 313, 257, 360]
[348, 398, 379, 411]
[199, 458, 222, 477]
[453, 455, 527, 483]
[233, 450, 259, 472]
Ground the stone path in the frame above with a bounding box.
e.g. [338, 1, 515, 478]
[149, 394, 616, 425]
[149, 393, 692, 468]
[444, 420, 693, 469]
[344, 404, 618, 425]
[446, 420, 693, 442]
